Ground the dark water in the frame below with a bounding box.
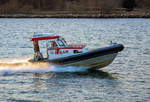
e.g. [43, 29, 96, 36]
[0, 18, 150, 102]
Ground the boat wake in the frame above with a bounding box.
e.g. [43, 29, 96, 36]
[0, 57, 89, 75]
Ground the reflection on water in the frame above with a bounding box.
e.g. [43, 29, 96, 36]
[0, 70, 119, 102]
[31, 70, 116, 88]
[76, 70, 117, 79]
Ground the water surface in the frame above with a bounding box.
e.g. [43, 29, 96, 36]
[0, 18, 150, 102]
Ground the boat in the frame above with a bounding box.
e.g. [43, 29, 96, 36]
[29, 34, 124, 69]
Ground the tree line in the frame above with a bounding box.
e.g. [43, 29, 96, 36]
[0, 0, 150, 13]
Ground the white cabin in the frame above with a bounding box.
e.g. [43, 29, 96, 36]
[31, 34, 88, 61]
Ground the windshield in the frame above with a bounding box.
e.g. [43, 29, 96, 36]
[57, 40, 65, 46]
[46, 38, 67, 48]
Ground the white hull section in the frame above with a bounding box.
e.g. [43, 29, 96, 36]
[64, 53, 118, 69]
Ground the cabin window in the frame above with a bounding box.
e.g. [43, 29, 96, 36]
[62, 38, 67, 45]
[47, 41, 58, 48]
[57, 40, 65, 46]
[52, 41, 57, 47]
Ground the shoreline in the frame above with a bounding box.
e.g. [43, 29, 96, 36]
[0, 13, 150, 18]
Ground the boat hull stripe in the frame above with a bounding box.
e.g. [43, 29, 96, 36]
[50, 44, 124, 64]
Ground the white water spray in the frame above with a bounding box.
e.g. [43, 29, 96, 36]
[0, 57, 89, 75]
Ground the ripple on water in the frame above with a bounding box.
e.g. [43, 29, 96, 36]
[0, 18, 150, 102]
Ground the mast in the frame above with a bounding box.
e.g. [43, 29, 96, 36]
[33, 40, 40, 53]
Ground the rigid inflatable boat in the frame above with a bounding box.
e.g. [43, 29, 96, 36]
[29, 34, 124, 69]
